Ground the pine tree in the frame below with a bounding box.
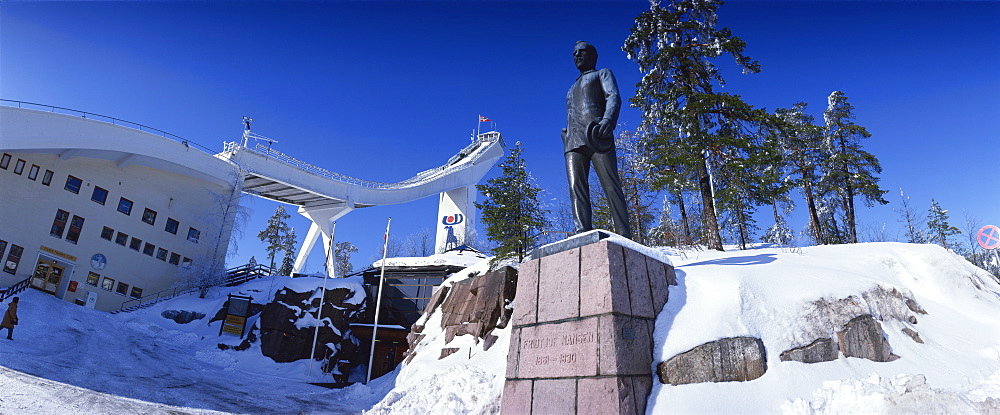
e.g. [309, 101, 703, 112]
[257, 205, 293, 270]
[278, 227, 296, 276]
[926, 199, 960, 250]
[821, 91, 889, 243]
[475, 142, 548, 265]
[774, 103, 826, 244]
[624, 0, 769, 251]
[334, 241, 358, 277]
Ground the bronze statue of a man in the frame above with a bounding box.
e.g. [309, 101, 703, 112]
[562, 41, 632, 238]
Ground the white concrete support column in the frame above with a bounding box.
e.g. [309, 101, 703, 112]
[435, 186, 477, 254]
[291, 204, 354, 276]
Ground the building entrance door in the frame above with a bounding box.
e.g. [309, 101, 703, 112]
[31, 259, 64, 295]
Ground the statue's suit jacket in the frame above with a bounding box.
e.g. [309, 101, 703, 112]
[563, 68, 621, 153]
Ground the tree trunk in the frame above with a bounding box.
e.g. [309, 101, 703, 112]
[772, 200, 781, 226]
[845, 184, 857, 243]
[737, 208, 748, 250]
[698, 154, 723, 251]
[675, 189, 692, 245]
[803, 179, 823, 245]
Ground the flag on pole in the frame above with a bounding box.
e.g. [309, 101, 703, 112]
[479, 115, 490, 122]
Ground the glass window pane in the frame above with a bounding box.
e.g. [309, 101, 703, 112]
[187, 228, 200, 243]
[142, 208, 157, 225]
[92, 187, 109, 205]
[117, 198, 133, 215]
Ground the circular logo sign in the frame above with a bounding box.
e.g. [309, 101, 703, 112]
[91, 253, 107, 271]
[977, 225, 1000, 250]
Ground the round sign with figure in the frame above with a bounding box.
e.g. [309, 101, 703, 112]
[977, 225, 1000, 250]
[91, 253, 107, 271]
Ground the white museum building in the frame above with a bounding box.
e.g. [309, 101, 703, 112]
[0, 101, 503, 312]
[0, 103, 239, 312]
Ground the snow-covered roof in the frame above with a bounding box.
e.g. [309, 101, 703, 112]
[371, 248, 486, 269]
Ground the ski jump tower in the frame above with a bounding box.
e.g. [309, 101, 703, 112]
[219, 130, 504, 276]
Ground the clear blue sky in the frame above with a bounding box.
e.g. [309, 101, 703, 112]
[3, 1, 998, 271]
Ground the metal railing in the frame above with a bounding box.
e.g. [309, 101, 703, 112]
[224, 263, 274, 287]
[223, 131, 501, 191]
[0, 99, 218, 154]
[0, 277, 31, 303]
[117, 286, 199, 312]
[116, 262, 274, 312]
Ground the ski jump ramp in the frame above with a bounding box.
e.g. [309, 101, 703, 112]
[219, 131, 504, 275]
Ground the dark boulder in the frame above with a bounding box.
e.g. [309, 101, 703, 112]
[779, 338, 838, 363]
[836, 315, 898, 362]
[657, 337, 767, 385]
[256, 280, 366, 383]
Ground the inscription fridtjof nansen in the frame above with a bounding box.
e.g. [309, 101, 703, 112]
[522, 331, 596, 350]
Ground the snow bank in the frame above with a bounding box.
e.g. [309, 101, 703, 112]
[650, 242, 1000, 413]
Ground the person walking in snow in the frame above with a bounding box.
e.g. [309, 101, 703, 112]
[1, 297, 19, 340]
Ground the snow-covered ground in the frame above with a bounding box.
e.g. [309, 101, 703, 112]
[1, 242, 998, 414]
[375, 242, 1000, 414]
[0, 276, 387, 414]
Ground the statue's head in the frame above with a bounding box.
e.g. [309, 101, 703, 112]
[573, 41, 598, 72]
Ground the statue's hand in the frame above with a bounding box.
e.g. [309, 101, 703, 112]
[597, 119, 614, 139]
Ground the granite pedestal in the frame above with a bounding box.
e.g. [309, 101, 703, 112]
[501, 235, 675, 415]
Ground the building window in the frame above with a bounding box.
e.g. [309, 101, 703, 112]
[156, 248, 168, 261]
[3, 244, 23, 274]
[42, 170, 54, 186]
[27, 165, 39, 180]
[181, 257, 192, 268]
[86, 272, 100, 286]
[130, 286, 143, 299]
[115, 231, 129, 246]
[169, 252, 181, 265]
[0, 240, 6, 258]
[117, 198, 133, 215]
[50, 210, 69, 238]
[101, 276, 115, 291]
[66, 215, 85, 244]
[0, 153, 10, 169]
[13, 159, 25, 175]
[65, 176, 83, 194]
[141, 208, 157, 225]
[142, 242, 155, 256]
[165, 218, 179, 234]
[116, 281, 130, 296]
[129, 237, 142, 251]
[187, 228, 200, 243]
[91, 187, 109, 205]
[100, 226, 115, 241]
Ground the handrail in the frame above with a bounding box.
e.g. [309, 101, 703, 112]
[117, 262, 274, 312]
[0, 99, 218, 154]
[119, 286, 198, 312]
[0, 277, 31, 303]
[223, 131, 501, 190]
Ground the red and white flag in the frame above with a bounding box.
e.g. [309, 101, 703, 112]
[479, 115, 490, 122]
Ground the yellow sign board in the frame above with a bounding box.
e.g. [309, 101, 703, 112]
[39, 245, 77, 262]
[221, 324, 244, 336]
[224, 315, 246, 326]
